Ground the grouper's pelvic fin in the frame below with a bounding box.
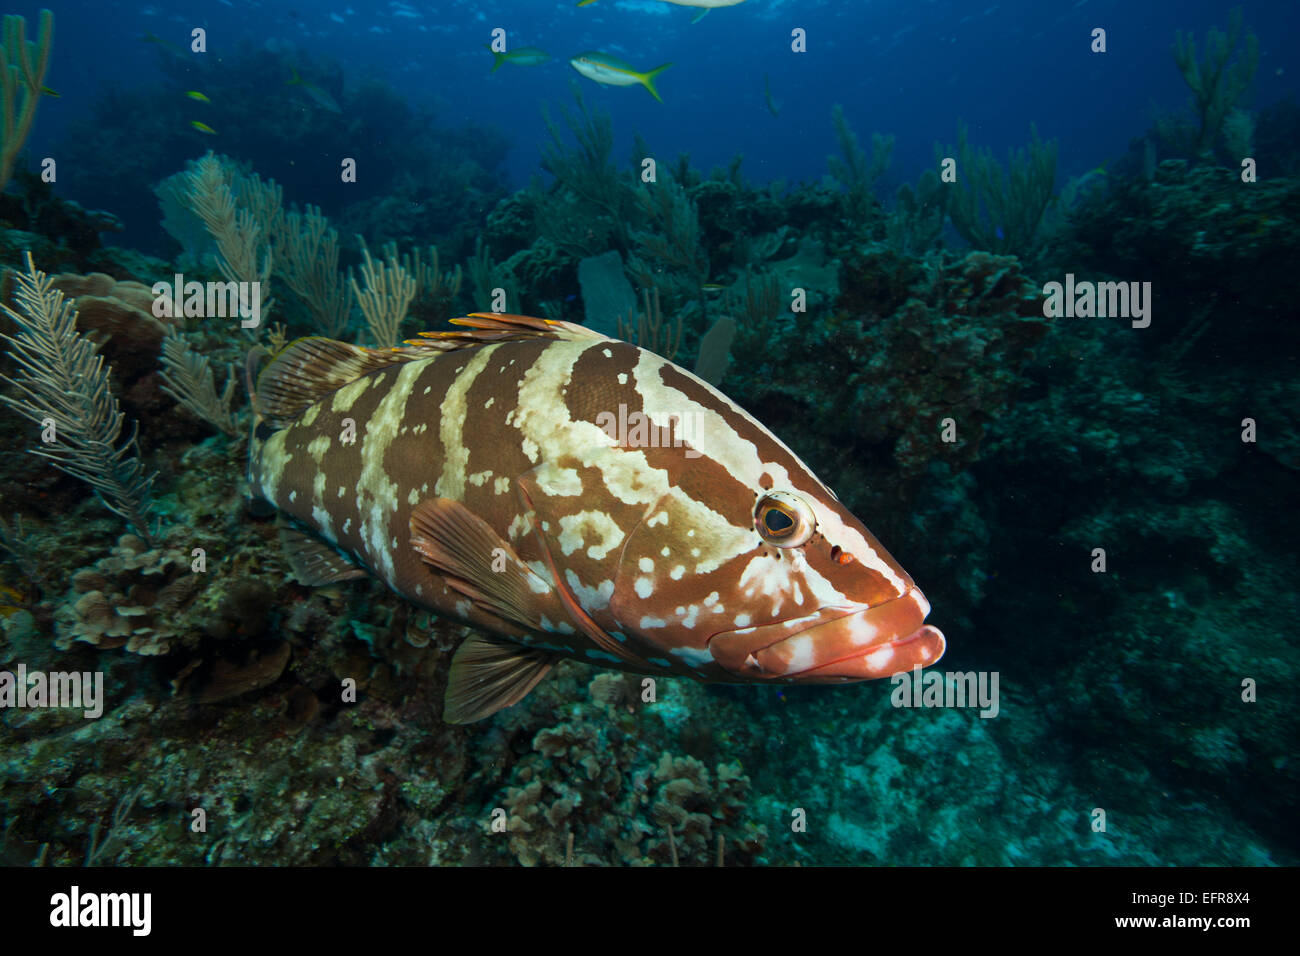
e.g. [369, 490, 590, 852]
[278, 518, 369, 586]
[444, 633, 557, 724]
[252, 314, 607, 431]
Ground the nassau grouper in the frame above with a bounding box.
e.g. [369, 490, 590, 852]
[247, 313, 946, 722]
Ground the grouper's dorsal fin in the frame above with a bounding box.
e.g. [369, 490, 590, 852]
[256, 317, 607, 430]
[255, 336, 412, 430]
[404, 313, 608, 351]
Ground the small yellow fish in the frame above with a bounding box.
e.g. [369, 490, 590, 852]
[569, 51, 672, 103]
[287, 68, 342, 113]
[190, 120, 217, 135]
[484, 44, 550, 73]
[142, 32, 189, 60]
[764, 73, 781, 117]
[186, 91, 211, 103]
[41, 85, 59, 98]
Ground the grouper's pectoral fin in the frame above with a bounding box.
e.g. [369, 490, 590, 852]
[278, 518, 370, 586]
[444, 633, 555, 724]
[514, 469, 652, 671]
[410, 495, 646, 721]
[410, 497, 565, 723]
[409, 497, 564, 631]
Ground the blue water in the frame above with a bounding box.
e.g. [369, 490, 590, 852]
[29, 0, 1300, 206]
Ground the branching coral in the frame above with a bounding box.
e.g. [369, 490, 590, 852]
[886, 170, 947, 256]
[1172, 7, 1259, 159]
[276, 204, 352, 337]
[938, 121, 1057, 257]
[351, 238, 416, 346]
[722, 269, 782, 360]
[155, 169, 214, 270]
[384, 240, 462, 327]
[828, 104, 894, 228]
[465, 236, 518, 312]
[183, 154, 276, 322]
[539, 89, 634, 256]
[628, 177, 709, 299]
[616, 288, 681, 362]
[158, 329, 239, 436]
[0, 9, 52, 192]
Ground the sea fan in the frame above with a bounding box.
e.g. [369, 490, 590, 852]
[0, 252, 157, 541]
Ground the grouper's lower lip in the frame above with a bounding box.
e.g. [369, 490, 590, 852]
[780, 624, 946, 682]
[708, 588, 945, 682]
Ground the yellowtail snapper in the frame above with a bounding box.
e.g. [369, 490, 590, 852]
[569, 52, 672, 103]
[485, 45, 550, 72]
[287, 68, 341, 113]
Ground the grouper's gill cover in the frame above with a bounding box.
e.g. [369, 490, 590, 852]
[248, 313, 946, 723]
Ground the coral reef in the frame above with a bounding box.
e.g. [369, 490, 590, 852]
[47, 272, 170, 366]
[462, 663, 767, 867]
[724, 247, 1047, 559]
[1, 23, 1297, 870]
[1047, 159, 1300, 354]
[492, 694, 767, 866]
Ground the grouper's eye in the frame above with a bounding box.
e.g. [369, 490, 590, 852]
[754, 491, 815, 547]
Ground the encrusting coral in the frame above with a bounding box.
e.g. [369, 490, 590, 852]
[47, 272, 171, 360]
[488, 670, 768, 867]
[56, 533, 201, 655]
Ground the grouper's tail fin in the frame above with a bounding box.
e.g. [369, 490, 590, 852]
[245, 346, 270, 425]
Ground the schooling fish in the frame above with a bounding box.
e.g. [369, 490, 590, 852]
[247, 314, 946, 722]
[569, 52, 672, 103]
[577, 0, 748, 21]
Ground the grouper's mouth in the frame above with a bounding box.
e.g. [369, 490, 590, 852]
[707, 587, 946, 682]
